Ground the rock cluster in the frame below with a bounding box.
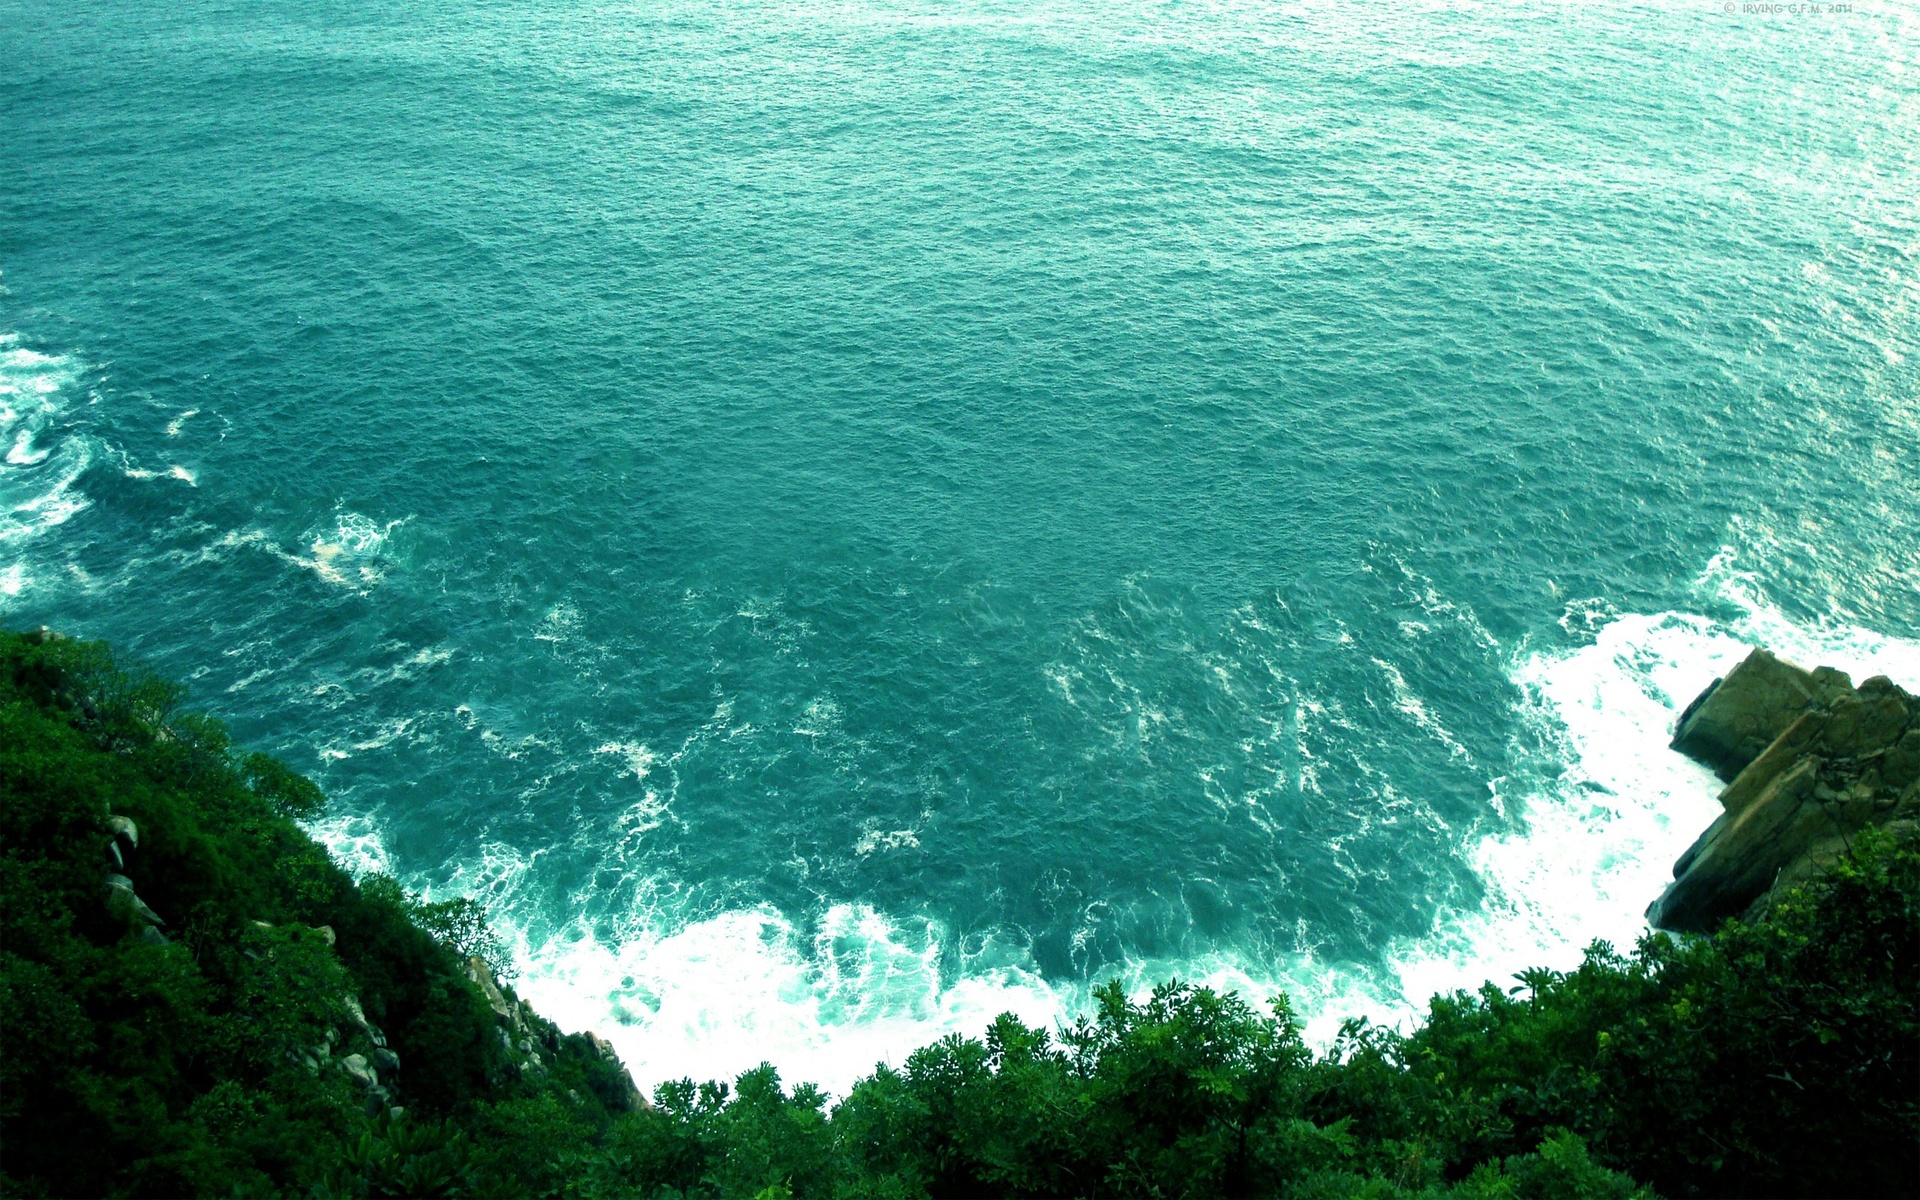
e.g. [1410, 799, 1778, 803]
[101, 804, 403, 1114]
[100, 815, 168, 946]
[266, 947, 402, 1114]
[1650, 648, 1920, 933]
[284, 996, 401, 1115]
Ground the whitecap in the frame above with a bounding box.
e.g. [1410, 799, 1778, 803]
[508, 903, 1067, 1096]
[853, 828, 920, 856]
[307, 812, 396, 878]
[0, 337, 93, 590]
[208, 510, 407, 591]
[1372, 656, 1475, 765]
[534, 603, 582, 643]
[594, 740, 658, 779]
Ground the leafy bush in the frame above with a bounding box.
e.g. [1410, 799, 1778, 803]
[0, 632, 629, 1197]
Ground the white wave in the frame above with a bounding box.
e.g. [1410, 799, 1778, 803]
[1354, 549, 1920, 1033]
[302, 510, 405, 587]
[853, 828, 920, 856]
[204, 510, 407, 591]
[497, 894, 1450, 1096]
[1372, 656, 1475, 765]
[8, 425, 51, 466]
[122, 463, 197, 485]
[509, 903, 1068, 1095]
[308, 544, 1920, 1098]
[793, 696, 842, 738]
[0, 337, 92, 595]
[594, 740, 657, 779]
[535, 603, 582, 643]
[308, 812, 397, 879]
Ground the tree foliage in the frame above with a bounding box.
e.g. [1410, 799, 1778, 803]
[2, 630, 1914, 1198]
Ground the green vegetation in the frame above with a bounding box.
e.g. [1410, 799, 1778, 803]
[2, 630, 1915, 1198]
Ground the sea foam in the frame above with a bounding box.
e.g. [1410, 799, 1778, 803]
[504, 552, 1919, 1095]
[0, 336, 91, 599]
[1361, 549, 1920, 1034]
[325, 546, 1920, 1098]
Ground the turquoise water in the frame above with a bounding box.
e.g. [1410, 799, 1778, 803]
[4, 0, 1918, 1089]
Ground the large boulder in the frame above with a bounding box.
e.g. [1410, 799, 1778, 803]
[338, 1053, 378, 1089]
[1883, 728, 1920, 793]
[1649, 757, 1824, 932]
[1670, 648, 1818, 781]
[106, 815, 138, 849]
[104, 874, 165, 928]
[1715, 710, 1826, 817]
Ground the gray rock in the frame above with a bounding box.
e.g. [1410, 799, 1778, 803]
[466, 955, 522, 1028]
[583, 1031, 649, 1111]
[372, 1047, 400, 1072]
[107, 815, 138, 849]
[1882, 729, 1920, 793]
[1717, 711, 1827, 817]
[105, 875, 165, 927]
[338, 1053, 378, 1089]
[585, 1031, 620, 1062]
[1655, 652, 1917, 935]
[1852, 677, 1912, 750]
[1649, 756, 1822, 932]
[1810, 665, 1855, 707]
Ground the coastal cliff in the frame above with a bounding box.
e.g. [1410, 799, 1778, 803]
[0, 629, 648, 1198]
[1652, 647, 1920, 933]
[4, 628, 1914, 1198]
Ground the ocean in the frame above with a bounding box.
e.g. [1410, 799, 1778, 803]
[4, 0, 1917, 1092]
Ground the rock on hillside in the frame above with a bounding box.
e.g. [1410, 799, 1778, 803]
[1651, 648, 1920, 933]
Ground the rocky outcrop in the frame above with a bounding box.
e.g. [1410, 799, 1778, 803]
[464, 955, 650, 1111]
[1650, 648, 1920, 933]
[584, 1031, 649, 1113]
[102, 814, 167, 943]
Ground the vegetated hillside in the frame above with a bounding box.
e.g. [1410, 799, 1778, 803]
[2, 629, 1914, 1199]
